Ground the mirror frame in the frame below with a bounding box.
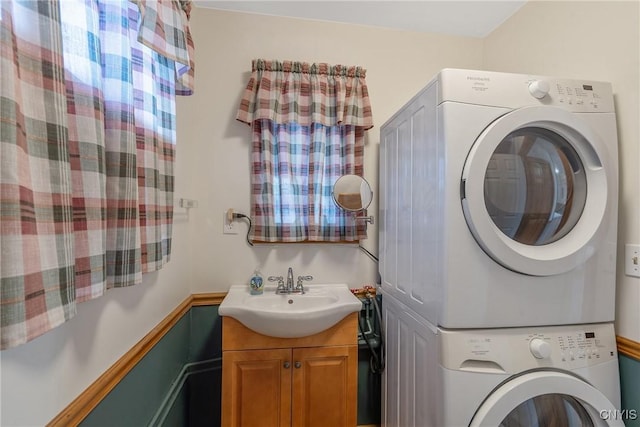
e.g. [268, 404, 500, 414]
[332, 174, 373, 212]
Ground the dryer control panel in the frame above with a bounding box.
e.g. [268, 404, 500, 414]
[440, 322, 618, 373]
[548, 80, 607, 110]
[438, 68, 615, 113]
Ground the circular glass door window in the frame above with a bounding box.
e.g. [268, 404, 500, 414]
[500, 394, 594, 427]
[484, 127, 587, 246]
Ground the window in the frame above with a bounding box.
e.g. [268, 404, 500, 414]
[237, 60, 373, 242]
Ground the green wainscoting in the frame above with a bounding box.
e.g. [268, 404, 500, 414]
[79, 305, 380, 426]
[80, 309, 193, 426]
[80, 306, 223, 427]
[619, 354, 640, 427]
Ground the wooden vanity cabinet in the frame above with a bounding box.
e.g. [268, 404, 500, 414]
[222, 348, 292, 427]
[221, 313, 358, 427]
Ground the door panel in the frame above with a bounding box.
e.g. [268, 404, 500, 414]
[222, 349, 292, 427]
[470, 371, 624, 427]
[461, 106, 609, 275]
[291, 346, 357, 427]
[379, 85, 440, 313]
[382, 295, 440, 427]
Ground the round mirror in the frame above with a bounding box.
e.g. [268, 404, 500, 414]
[332, 175, 373, 212]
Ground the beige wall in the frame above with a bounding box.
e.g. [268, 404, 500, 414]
[482, 0, 640, 341]
[178, 8, 484, 294]
[0, 217, 193, 425]
[3, 3, 639, 424]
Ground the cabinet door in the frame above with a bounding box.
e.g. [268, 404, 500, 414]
[222, 348, 292, 427]
[291, 345, 357, 427]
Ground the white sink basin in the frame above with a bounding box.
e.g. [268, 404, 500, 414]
[219, 283, 363, 338]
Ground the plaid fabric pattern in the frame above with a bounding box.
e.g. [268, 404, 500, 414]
[238, 60, 371, 242]
[175, 0, 195, 95]
[1, 0, 194, 350]
[100, 0, 144, 287]
[60, 0, 108, 301]
[1, 0, 77, 348]
[251, 121, 366, 242]
[131, 13, 176, 274]
[134, 0, 194, 95]
[237, 59, 373, 129]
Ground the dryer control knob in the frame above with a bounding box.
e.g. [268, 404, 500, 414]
[529, 338, 552, 359]
[528, 80, 550, 99]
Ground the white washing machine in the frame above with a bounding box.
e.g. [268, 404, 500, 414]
[382, 294, 623, 426]
[379, 68, 619, 328]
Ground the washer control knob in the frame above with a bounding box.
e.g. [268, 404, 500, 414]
[528, 80, 550, 99]
[530, 338, 552, 359]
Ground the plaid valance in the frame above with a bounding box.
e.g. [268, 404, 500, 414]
[134, 0, 195, 95]
[236, 59, 373, 129]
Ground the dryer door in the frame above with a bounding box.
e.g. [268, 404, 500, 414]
[469, 371, 625, 427]
[461, 106, 612, 276]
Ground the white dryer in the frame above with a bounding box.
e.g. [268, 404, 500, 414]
[382, 295, 623, 426]
[379, 68, 619, 328]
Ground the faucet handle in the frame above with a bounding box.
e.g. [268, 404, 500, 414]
[268, 276, 285, 288]
[296, 275, 313, 289]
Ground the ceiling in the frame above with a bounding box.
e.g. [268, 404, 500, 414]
[194, 1, 527, 38]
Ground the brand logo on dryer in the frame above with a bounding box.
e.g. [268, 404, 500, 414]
[466, 76, 490, 82]
[466, 76, 490, 92]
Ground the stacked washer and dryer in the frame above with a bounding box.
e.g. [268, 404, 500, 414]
[379, 69, 623, 426]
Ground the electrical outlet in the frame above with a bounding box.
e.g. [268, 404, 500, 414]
[179, 198, 198, 209]
[223, 210, 238, 235]
[625, 244, 640, 278]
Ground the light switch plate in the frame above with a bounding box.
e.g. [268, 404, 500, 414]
[624, 244, 640, 278]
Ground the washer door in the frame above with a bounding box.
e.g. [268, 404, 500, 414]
[470, 371, 624, 427]
[461, 106, 610, 276]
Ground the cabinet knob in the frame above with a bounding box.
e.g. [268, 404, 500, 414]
[294, 361, 302, 369]
[283, 362, 291, 369]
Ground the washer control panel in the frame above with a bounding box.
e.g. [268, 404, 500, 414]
[555, 329, 605, 362]
[440, 323, 618, 373]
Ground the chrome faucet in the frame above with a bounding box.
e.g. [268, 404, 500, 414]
[269, 267, 312, 294]
[286, 267, 295, 292]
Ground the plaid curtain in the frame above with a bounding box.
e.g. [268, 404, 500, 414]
[0, 0, 194, 350]
[237, 59, 373, 242]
